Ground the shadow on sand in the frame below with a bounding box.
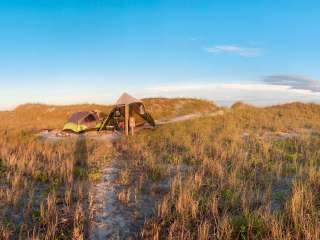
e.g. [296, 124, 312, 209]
[73, 134, 90, 238]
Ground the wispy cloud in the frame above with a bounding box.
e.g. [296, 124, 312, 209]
[144, 81, 320, 106]
[263, 75, 320, 93]
[146, 83, 291, 93]
[205, 45, 262, 57]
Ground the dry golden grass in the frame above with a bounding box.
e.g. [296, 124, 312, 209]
[143, 98, 218, 120]
[0, 132, 112, 239]
[116, 102, 320, 240]
[0, 97, 216, 239]
[1, 99, 319, 239]
[0, 103, 111, 131]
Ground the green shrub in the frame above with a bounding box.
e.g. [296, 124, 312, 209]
[231, 214, 268, 240]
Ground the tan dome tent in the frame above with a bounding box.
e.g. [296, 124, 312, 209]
[99, 93, 155, 134]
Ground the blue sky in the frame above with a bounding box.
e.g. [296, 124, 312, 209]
[0, 0, 319, 109]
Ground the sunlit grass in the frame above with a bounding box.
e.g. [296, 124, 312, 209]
[0, 97, 215, 239]
[1, 99, 319, 239]
[117, 102, 320, 239]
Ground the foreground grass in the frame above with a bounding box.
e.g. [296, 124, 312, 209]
[0, 98, 216, 239]
[0, 100, 319, 239]
[0, 132, 112, 239]
[116, 102, 320, 239]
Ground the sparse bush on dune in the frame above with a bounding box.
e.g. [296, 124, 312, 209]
[231, 101, 256, 110]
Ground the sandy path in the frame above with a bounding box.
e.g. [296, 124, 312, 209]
[88, 110, 225, 239]
[155, 110, 224, 125]
[88, 164, 193, 240]
[37, 130, 121, 142]
[36, 111, 224, 239]
[89, 166, 125, 240]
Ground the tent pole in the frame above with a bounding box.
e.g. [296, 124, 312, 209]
[125, 104, 129, 136]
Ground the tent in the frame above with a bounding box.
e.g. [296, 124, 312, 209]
[63, 111, 102, 133]
[99, 93, 155, 133]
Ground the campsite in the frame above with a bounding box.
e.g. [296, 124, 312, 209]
[1, 1, 320, 239]
[38, 93, 157, 141]
[0, 95, 320, 239]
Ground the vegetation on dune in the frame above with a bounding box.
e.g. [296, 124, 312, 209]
[116, 102, 320, 240]
[0, 103, 112, 131]
[0, 99, 320, 239]
[143, 98, 218, 120]
[0, 98, 216, 131]
[0, 98, 217, 239]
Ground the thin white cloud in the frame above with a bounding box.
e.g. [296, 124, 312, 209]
[144, 82, 320, 106]
[1, 77, 319, 110]
[205, 45, 262, 57]
[146, 83, 295, 93]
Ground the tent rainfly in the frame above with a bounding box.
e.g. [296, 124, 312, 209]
[99, 92, 155, 134]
